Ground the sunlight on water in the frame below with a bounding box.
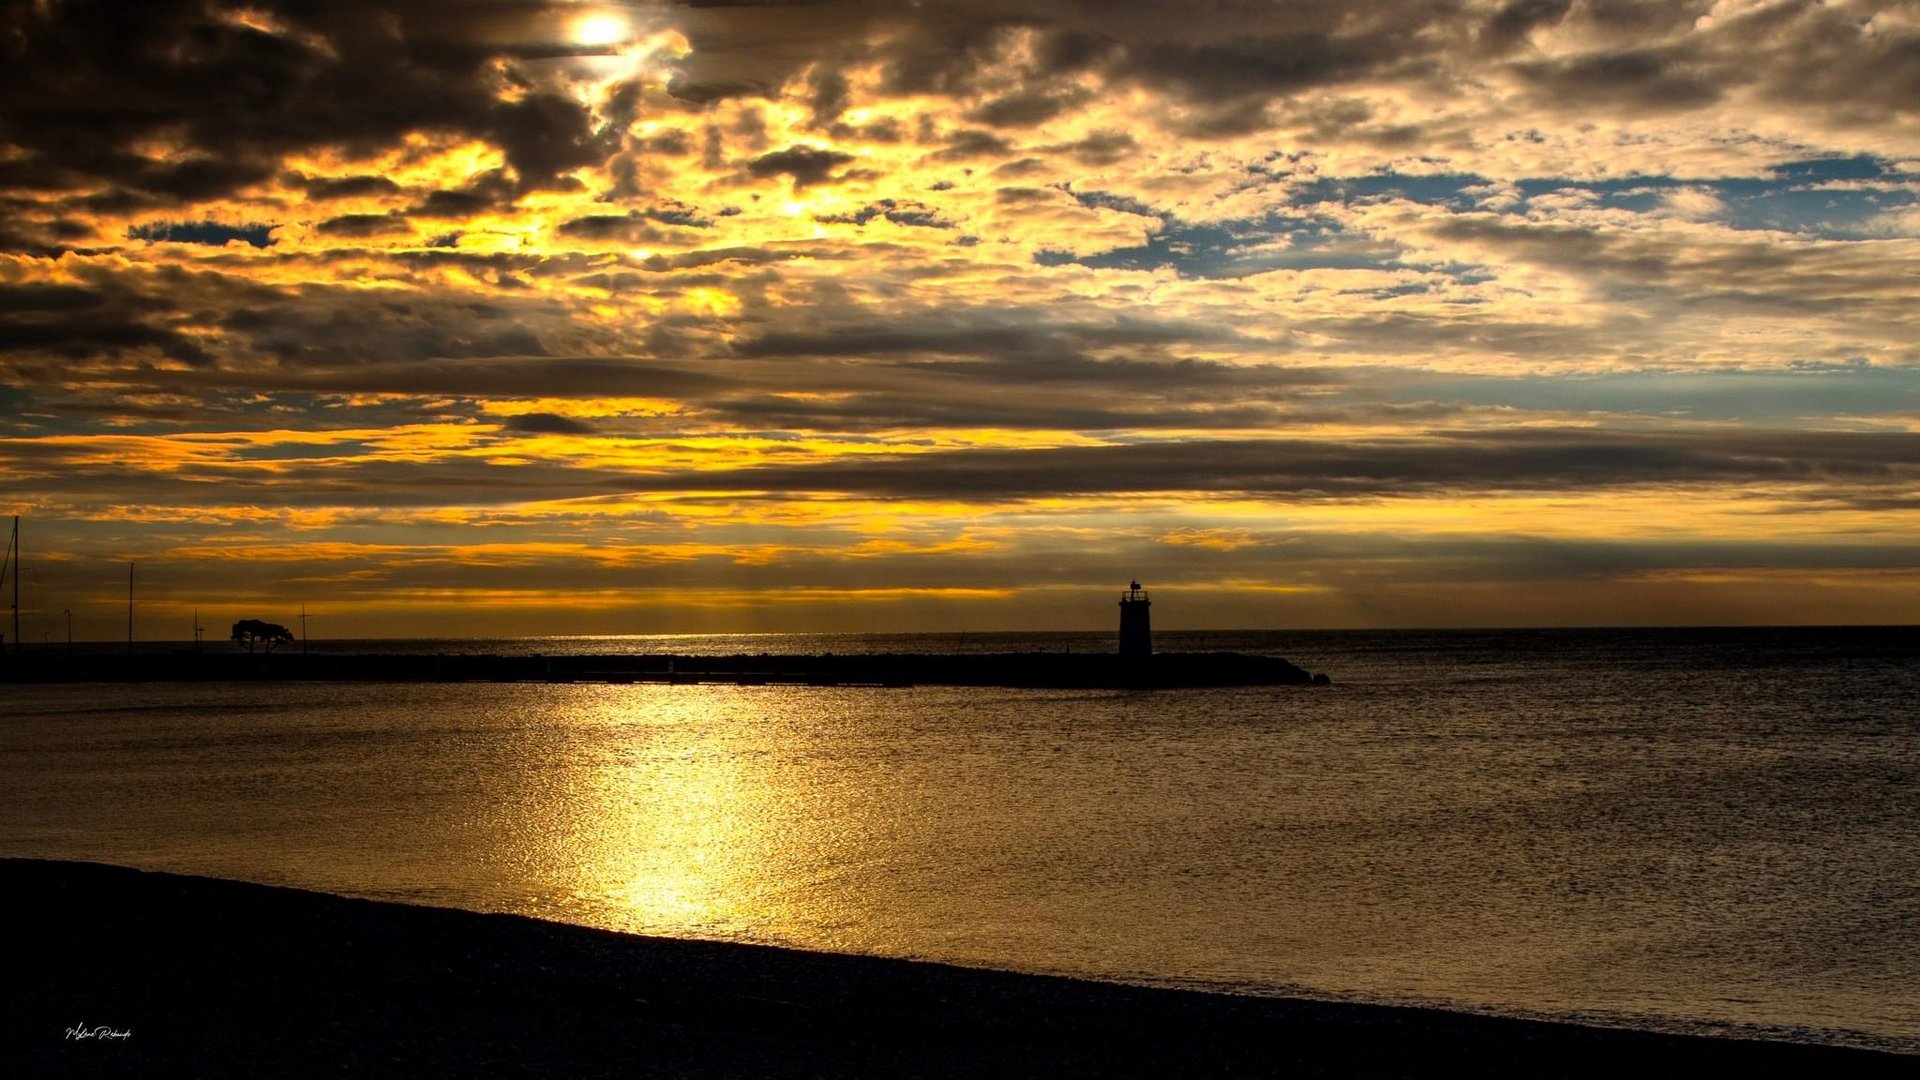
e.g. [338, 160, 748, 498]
[480, 687, 882, 945]
[572, 691, 787, 935]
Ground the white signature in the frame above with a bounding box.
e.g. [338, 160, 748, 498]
[64, 1023, 132, 1041]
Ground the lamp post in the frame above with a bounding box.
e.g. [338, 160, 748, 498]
[63, 609, 71, 653]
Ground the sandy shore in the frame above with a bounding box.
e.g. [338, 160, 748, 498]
[3, 859, 1907, 1077]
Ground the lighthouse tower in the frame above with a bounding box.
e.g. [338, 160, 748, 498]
[1118, 580, 1151, 658]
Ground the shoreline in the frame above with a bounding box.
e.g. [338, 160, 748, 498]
[4, 859, 1909, 1077]
[0, 649, 1323, 689]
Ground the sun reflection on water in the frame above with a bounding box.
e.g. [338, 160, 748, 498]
[535, 686, 848, 942]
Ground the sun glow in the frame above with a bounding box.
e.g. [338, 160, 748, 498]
[571, 10, 632, 47]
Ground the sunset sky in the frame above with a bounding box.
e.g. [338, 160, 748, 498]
[3, 0, 1918, 639]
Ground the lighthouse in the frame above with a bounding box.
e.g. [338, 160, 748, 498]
[1118, 580, 1151, 658]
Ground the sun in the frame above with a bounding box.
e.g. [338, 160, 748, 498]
[571, 10, 631, 47]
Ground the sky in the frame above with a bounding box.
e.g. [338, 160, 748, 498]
[2, 0, 1919, 640]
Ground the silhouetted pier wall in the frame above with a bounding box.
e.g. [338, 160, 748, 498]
[0, 650, 1319, 689]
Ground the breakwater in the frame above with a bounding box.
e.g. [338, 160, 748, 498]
[0, 649, 1323, 688]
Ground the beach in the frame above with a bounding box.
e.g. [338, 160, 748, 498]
[6, 859, 1910, 1077]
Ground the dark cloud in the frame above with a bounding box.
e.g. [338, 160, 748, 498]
[1513, 49, 1721, 111]
[1051, 130, 1137, 166]
[1479, 0, 1573, 54]
[814, 199, 954, 229]
[1421, 214, 1920, 328]
[995, 186, 1056, 205]
[969, 90, 1078, 128]
[314, 212, 411, 238]
[666, 76, 772, 105]
[122, 156, 281, 203]
[409, 168, 518, 217]
[14, 453, 637, 509]
[695, 357, 1360, 433]
[633, 242, 861, 272]
[294, 174, 404, 200]
[560, 203, 718, 242]
[24, 422, 1903, 513]
[746, 144, 856, 189]
[0, 425, 1908, 528]
[0, 258, 594, 385]
[932, 128, 1016, 161]
[0, 285, 111, 314]
[1167, 98, 1276, 138]
[556, 214, 678, 243]
[0, 0, 614, 206]
[806, 67, 851, 127]
[826, 116, 906, 143]
[486, 91, 614, 188]
[216, 293, 558, 367]
[500, 411, 597, 436]
[992, 157, 1051, 179]
[1723, 0, 1920, 125]
[660, 0, 1919, 144]
[558, 203, 714, 240]
[0, 312, 211, 366]
[731, 311, 1245, 360]
[1114, 33, 1417, 106]
[608, 428, 1920, 502]
[162, 357, 733, 400]
[637, 129, 693, 155]
[0, 273, 225, 368]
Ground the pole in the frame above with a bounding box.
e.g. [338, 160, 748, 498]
[64, 609, 72, 654]
[127, 561, 134, 655]
[11, 516, 19, 657]
[300, 604, 309, 656]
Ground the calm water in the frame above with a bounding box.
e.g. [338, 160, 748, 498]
[3, 628, 1916, 1052]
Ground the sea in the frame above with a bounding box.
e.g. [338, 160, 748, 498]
[3, 627, 1916, 1053]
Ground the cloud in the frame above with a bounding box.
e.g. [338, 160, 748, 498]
[815, 199, 954, 229]
[1511, 49, 1722, 112]
[0, 1, 612, 204]
[747, 144, 856, 188]
[600, 428, 1920, 503]
[500, 412, 597, 436]
[315, 212, 412, 238]
[969, 90, 1080, 128]
[294, 174, 405, 200]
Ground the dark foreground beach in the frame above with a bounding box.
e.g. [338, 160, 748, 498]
[3, 860, 1908, 1078]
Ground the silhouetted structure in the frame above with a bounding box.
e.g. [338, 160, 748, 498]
[0, 648, 1316, 689]
[1119, 580, 1151, 658]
